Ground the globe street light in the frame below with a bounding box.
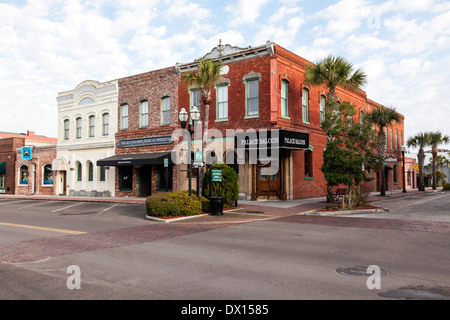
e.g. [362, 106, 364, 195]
[178, 106, 201, 197]
[401, 145, 407, 193]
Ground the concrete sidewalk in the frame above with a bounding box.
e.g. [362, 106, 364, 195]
[0, 187, 442, 213]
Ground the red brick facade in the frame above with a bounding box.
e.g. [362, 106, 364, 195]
[176, 42, 406, 200]
[0, 138, 24, 195]
[114, 67, 179, 197]
[15, 145, 56, 195]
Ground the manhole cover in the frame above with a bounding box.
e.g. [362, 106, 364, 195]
[336, 266, 388, 277]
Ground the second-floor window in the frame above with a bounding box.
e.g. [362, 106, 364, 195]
[88, 115, 95, 137]
[140, 100, 148, 128]
[217, 85, 228, 120]
[161, 97, 170, 125]
[320, 95, 326, 126]
[246, 79, 259, 117]
[281, 80, 288, 118]
[76, 117, 82, 139]
[302, 88, 309, 123]
[102, 113, 109, 136]
[64, 119, 70, 140]
[121, 104, 128, 130]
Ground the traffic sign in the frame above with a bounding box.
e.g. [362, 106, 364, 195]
[413, 164, 419, 171]
[195, 151, 203, 161]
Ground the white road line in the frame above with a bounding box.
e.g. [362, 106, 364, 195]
[18, 201, 60, 210]
[51, 202, 84, 212]
[98, 203, 119, 214]
[0, 200, 31, 205]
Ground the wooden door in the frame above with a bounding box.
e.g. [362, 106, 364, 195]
[256, 163, 281, 200]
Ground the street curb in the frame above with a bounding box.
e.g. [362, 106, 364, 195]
[145, 214, 209, 223]
[303, 207, 388, 216]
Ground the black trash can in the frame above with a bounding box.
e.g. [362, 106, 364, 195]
[209, 196, 224, 215]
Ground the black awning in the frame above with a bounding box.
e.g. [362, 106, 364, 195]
[97, 152, 173, 166]
[235, 129, 309, 150]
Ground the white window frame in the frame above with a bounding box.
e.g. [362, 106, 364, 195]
[302, 88, 309, 124]
[281, 80, 289, 118]
[140, 100, 148, 128]
[161, 97, 171, 125]
[121, 104, 128, 130]
[216, 84, 228, 121]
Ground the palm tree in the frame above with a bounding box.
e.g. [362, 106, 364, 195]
[182, 58, 223, 195]
[407, 132, 429, 191]
[363, 106, 400, 196]
[305, 54, 367, 103]
[305, 54, 367, 202]
[426, 131, 450, 190]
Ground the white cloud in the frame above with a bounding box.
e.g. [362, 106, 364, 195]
[225, 0, 270, 26]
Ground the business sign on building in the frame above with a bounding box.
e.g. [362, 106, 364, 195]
[22, 147, 32, 160]
[235, 129, 309, 150]
[118, 135, 173, 148]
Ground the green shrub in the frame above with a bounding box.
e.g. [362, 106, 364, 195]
[443, 183, 450, 191]
[168, 190, 202, 216]
[202, 163, 239, 207]
[146, 193, 180, 217]
[199, 196, 210, 213]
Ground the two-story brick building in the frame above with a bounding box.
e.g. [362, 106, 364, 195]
[97, 67, 179, 197]
[175, 41, 406, 200]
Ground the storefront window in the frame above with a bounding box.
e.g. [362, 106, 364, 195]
[119, 166, 133, 190]
[20, 165, 29, 184]
[43, 164, 53, 185]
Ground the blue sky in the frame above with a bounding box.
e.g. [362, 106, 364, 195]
[1, 0, 449, 157]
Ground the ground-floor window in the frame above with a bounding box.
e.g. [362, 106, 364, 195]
[20, 165, 29, 184]
[119, 166, 133, 191]
[304, 150, 313, 178]
[157, 165, 173, 191]
[43, 164, 53, 185]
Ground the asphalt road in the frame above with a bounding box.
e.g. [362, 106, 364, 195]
[0, 192, 449, 305]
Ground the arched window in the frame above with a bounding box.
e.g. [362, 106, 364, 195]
[87, 161, 93, 181]
[19, 165, 29, 184]
[88, 115, 95, 137]
[76, 162, 82, 181]
[102, 113, 109, 136]
[63, 119, 70, 140]
[43, 164, 53, 185]
[76, 117, 82, 139]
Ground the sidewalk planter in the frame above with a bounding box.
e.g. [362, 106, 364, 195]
[209, 196, 224, 215]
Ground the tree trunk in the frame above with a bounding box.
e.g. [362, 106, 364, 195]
[377, 130, 387, 196]
[432, 148, 437, 190]
[418, 148, 425, 191]
[198, 102, 210, 197]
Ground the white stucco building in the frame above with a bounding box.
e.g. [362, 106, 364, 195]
[54, 80, 118, 196]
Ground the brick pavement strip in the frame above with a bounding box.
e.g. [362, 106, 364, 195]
[0, 223, 231, 263]
[277, 215, 450, 233]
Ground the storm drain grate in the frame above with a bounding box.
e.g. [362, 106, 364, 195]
[336, 266, 388, 277]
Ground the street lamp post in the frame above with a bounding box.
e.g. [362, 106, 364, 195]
[401, 145, 407, 193]
[178, 106, 200, 197]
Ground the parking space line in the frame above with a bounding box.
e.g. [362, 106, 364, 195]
[51, 202, 84, 212]
[0, 200, 32, 205]
[17, 201, 61, 210]
[0, 222, 86, 234]
[98, 203, 119, 214]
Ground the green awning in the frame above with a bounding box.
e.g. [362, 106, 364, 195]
[0, 161, 5, 174]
